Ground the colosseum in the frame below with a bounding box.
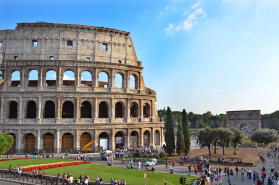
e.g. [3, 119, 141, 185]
[0, 22, 164, 154]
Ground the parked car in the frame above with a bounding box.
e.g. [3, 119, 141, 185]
[145, 158, 158, 166]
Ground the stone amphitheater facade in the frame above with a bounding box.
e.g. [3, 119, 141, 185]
[0, 22, 164, 154]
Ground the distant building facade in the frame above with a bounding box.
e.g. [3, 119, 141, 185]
[0, 22, 164, 154]
[226, 110, 261, 139]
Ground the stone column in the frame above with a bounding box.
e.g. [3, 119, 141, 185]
[0, 97, 4, 122]
[56, 130, 60, 153]
[140, 128, 143, 147]
[151, 128, 154, 146]
[111, 69, 115, 89]
[20, 67, 25, 91]
[108, 69, 112, 89]
[111, 129, 115, 151]
[76, 67, 81, 87]
[56, 98, 61, 123]
[110, 98, 114, 121]
[94, 98, 98, 122]
[75, 98, 80, 123]
[151, 100, 154, 118]
[37, 129, 41, 151]
[139, 99, 143, 119]
[94, 130, 98, 152]
[125, 70, 130, 93]
[38, 67, 43, 90]
[139, 72, 142, 90]
[57, 66, 62, 91]
[37, 96, 41, 124]
[161, 127, 164, 145]
[18, 97, 22, 124]
[75, 130, 79, 151]
[126, 100, 130, 122]
[127, 128, 130, 148]
[17, 129, 21, 153]
[93, 68, 98, 89]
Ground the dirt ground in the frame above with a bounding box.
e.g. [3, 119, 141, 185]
[168, 147, 265, 164]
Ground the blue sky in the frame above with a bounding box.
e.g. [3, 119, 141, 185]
[1, 0, 279, 114]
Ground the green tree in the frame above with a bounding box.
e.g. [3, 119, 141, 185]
[211, 128, 221, 154]
[251, 129, 278, 145]
[0, 133, 14, 155]
[176, 116, 185, 154]
[269, 118, 279, 131]
[231, 128, 245, 154]
[165, 107, 175, 155]
[182, 109, 191, 155]
[218, 128, 233, 155]
[197, 127, 214, 156]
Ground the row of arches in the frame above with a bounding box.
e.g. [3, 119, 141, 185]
[8, 100, 151, 119]
[6, 130, 161, 153]
[10, 70, 138, 89]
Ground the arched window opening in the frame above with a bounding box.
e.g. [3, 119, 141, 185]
[43, 133, 54, 153]
[81, 71, 92, 86]
[63, 70, 75, 86]
[28, 70, 38, 87]
[46, 70, 56, 86]
[62, 133, 73, 152]
[130, 103, 138, 117]
[80, 132, 91, 150]
[155, 130, 160, 146]
[130, 74, 138, 89]
[81, 101, 91, 118]
[130, 131, 138, 148]
[143, 130, 150, 147]
[115, 102, 124, 118]
[25, 134, 35, 153]
[99, 102, 108, 118]
[115, 73, 123, 88]
[62, 101, 74, 118]
[9, 101, 18, 119]
[11, 71, 20, 87]
[44, 101, 55, 118]
[115, 131, 124, 149]
[143, 103, 151, 118]
[98, 72, 108, 88]
[27, 101, 36, 118]
[7, 134, 16, 154]
[99, 132, 109, 150]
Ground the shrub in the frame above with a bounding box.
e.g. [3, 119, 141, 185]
[158, 151, 167, 158]
[133, 152, 141, 157]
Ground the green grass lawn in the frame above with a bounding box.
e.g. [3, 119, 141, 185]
[242, 139, 278, 146]
[0, 158, 71, 169]
[42, 163, 197, 185]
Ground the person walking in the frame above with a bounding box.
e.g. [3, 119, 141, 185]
[228, 174, 231, 184]
[235, 166, 238, 177]
[165, 160, 168, 169]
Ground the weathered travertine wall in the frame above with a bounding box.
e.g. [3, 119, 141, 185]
[0, 22, 164, 154]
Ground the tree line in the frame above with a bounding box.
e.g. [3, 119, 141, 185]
[165, 107, 191, 155]
[197, 127, 278, 156]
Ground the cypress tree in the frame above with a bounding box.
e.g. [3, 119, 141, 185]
[176, 116, 185, 154]
[165, 106, 175, 155]
[182, 109, 191, 155]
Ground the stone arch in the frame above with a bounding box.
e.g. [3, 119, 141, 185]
[7, 133, 16, 154]
[43, 133, 55, 153]
[28, 69, 39, 87]
[25, 133, 35, 153]
[130, 102, 139, 117]
[143, 103, 151, 118]
[129, 73, 139, 89]
[11, 70, 20, 87]
[154, 130, 160, 146]
[115, 72, 124, 88]
[98, 132, 109, 150]
[99, 101, 109, 118]
[80, 101, 92, 118]
[63, 70, 75, 86]
[115, 101, 125, 118]
[143, 130, 150, 147]
[44, 101, 55, 118]
[130, 130, 139, 148]
[45, 70, 57, 86]
[80, 132, 92, 150]
[9, 101, 18, 119]
[62, 101, 74, 118]
[62, 133, 74, 152]
[27, 101, 37, 118]
[115, 131, 125, 149]
[98, 70, 109, 88]
[81, 70, 92, 86]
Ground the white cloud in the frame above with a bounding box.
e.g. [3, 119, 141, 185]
[166, 6, 169, 10]
[257, 0, 279, 11]
[191, 2, 201, 9]
[157, 12, 163, 18]
[182, 11, 188, 16]
[246, 32, 251, 36]
[165, 8, 205, 35]
[63, 74, 74, 80]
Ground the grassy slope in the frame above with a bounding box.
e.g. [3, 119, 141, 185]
[0, 158, 71, 169]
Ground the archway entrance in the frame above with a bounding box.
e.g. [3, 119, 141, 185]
[25, 134, 35, 153]
[80, 133, 91, 150]
[130, 131, 138, 148]
[62, 133, 73, 152]
[7, 134, 16, 154]
[9, 101, 18, 119]
[99, 102, 108, 118]
[143, 130, 150, 147]
[44, 101, 55, 118]
[143, 103, 151, 117]
[115, 131, 124, 149]
[43, 133, 54, 153]
[99, 132, 109, 150]
[62, 101, 74, 118]
[155, 130, 160, 146]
